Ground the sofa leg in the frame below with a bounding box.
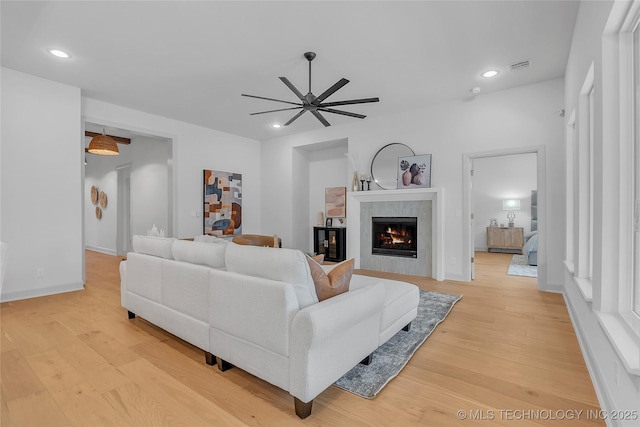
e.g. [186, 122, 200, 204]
[205, 352, 216, 366]
[360, 354, 373, 365]
[294, 397, 313, 419]
[127, 310, 136, 319]
[217, 357, 233, 372]
[402, 322, 411, 332]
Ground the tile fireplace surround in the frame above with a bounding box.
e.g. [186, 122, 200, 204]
[347, 188, 444, 281]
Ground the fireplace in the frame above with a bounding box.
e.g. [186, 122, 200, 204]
[372, 217, 418, 258]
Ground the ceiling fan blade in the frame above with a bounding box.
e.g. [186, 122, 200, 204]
[279, 77, 305, 101]
[283, 110, 307, 126]
[249, 106, 303, 116]
[311, 110, 331, 127]
[319, 97, 380, 107]
[241, 93, 301, 106]
[313, 78, 349, 105]
[318, 108, 366, 119]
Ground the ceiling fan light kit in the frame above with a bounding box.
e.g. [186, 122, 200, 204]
[242, 52, 379, 127]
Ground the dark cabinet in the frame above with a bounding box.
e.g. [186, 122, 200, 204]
[313, 227, 346, 262]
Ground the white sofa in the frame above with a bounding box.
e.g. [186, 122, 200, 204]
[120, 235, 419, 418]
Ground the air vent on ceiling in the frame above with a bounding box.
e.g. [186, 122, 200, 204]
[509, 60, 530, 71]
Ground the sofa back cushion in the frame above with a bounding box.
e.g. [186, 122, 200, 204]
[132, 235, 175, 259]
[193, 234, 230, 244]
[224, 242, 318, 308]
[171, 239, 226, 269]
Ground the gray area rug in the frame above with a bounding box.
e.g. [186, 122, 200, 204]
[507, 254, 538, 277]
[334, 289, 461, 399]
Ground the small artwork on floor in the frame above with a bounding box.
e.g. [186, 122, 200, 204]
[507, 254, 537, 278]
[203, 169, 242, 236]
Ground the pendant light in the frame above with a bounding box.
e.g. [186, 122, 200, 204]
[88, 128, 119, 155]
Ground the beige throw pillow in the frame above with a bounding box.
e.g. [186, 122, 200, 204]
[307, 257, 354, 301]
[309, 254, 324, 264]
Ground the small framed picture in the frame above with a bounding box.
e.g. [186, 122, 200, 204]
[490, 218, 498, 227]
[326, 218, 333, 227]
[397, 154, 432, 188]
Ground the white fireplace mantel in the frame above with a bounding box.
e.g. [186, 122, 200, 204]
[346, 188, 444, 281]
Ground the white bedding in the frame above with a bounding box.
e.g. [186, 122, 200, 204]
[523, 231, 538, 257]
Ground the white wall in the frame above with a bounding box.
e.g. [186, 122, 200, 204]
[261, 78, 564, 282]
[84, 135, 169, 255]
[1, 68, 83, 301]
[473, 154, 537, 250]
[307, 143, 348, 251]
[82, 98, 262, 239]
[562, 0, 640, 423]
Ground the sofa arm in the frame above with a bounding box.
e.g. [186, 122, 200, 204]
[289, 282, 385, 403]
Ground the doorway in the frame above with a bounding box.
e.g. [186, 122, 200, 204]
[462, 146, 546, 289]
[117, 164, 132, 256]
[83, 120, 173, 259]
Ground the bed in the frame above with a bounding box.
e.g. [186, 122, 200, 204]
[523, 231, 538, 266]
[523, 190, 538, 265]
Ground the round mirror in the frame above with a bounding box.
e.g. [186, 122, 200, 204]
[370, 143, 415, 190]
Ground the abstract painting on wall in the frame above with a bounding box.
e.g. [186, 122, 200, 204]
[325, 187, 346, 218]
[203, 169, 242, 236]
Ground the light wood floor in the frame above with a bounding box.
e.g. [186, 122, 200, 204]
[1, 251, 603, 426]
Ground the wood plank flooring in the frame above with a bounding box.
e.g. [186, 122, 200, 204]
[1, 250, 603, 426]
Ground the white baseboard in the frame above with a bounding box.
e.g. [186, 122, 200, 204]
[540, 283, 564, 294]
[0, 282, 84, 303]
[563, 291, 619, 427]
[445, 272, 466, 282]
[85, 245, 117, 256]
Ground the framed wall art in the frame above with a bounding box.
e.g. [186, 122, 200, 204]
[203, 169, 242, 236]
[397, 154, 432, 189]
[325, 187, 346, 218]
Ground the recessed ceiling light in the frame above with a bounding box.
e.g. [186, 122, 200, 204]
[48, 49, 70, 58]
[470, 87, 481, 94]
[272, 123, 281, 128]
[481, 70, 499, 78]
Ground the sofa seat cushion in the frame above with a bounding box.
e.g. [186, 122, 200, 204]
[132, 235, 175, 259]
[224, 243, 318, 308]
[350, 274, 420, 343]
[171, 239, 227, 269]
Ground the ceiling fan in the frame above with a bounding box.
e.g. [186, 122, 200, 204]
[242, 52, 379, 127]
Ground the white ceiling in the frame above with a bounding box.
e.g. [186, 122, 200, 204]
[1, 1, 579, 141]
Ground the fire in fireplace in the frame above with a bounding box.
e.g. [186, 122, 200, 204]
[371, 217, 417, 258]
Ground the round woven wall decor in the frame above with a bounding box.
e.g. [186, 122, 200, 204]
[99, 191, 108, 208]
[91, 186, 98, 204]
[95, 206, 102, 219]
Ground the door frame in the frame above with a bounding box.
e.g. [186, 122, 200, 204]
[462, 145, 547, 289]
[116, 164, 132, 256]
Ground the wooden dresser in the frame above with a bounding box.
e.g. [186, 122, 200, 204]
[487, 227, 524, 253]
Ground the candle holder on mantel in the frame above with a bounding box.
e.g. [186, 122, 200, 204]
[366, 177, 371, 190]
[360, 179, 365, 191]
